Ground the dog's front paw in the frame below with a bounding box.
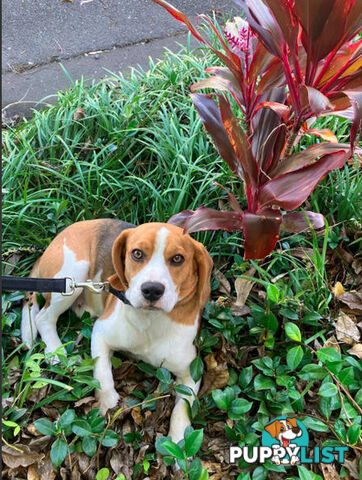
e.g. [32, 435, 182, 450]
[272, 456, 281, 465]
[290, 455, 300, 465]
[97, 389, 120, 415]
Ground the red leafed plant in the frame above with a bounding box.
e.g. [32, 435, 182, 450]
[152, 0, 362, 259]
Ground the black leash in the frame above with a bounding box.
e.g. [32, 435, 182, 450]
[1, 276, 131, 306]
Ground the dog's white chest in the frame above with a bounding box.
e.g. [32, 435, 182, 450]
[93, 302, 198, 374]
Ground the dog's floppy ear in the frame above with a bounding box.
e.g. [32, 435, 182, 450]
[287, 417, 298, 428]
[192, 239, 213, 309]
[265, 420, 279, 438]
[108, 229, 131, 291]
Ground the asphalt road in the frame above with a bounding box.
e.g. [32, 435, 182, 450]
[2, 0, 235, 117]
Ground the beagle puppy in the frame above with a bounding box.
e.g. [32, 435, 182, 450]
[21, 219, 213, 443]
[264, 417, 302, 465]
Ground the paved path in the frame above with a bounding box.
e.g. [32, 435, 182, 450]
[2, 0, 235, 118]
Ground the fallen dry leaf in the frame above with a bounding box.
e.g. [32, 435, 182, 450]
[323, 335, 341, 353]
[347, 343, 362, 359]
[335, 312, 360, 345]
[2, 444, 44, 469]
[234, 267, 256, 307]
[74, 396, 95, 407]
[200, 352, 229, 396]
[320, 463, 340, 480]
[73, 108, 86, 121]
[331, 281, 345, 298]
[131, 406, 143, 426]
[339, 292, 362, 313]
[352, 258, 362, 275]
[342, 458, 360, 480]
[214, 269, 231, 295]
[27, 465, 40, 480]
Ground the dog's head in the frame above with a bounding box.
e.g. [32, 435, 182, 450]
[108, 223, 213, 312]
[264, 418, 302, 448]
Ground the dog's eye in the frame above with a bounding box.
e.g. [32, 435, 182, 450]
[131, 249, 144, 261]
[171, 254, 184, 265]
[280, 427, 284, 431]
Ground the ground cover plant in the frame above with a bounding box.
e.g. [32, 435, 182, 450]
[2, 23, 362, 480]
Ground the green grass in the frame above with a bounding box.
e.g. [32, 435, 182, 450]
[2, 43, 361, 480]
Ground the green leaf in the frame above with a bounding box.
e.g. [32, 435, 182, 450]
[334, 419, 347, 442]
[228, 398, 252, 419]
[71, 419, 93, 437]
[318, 383, 338, 397]
[317, 347, 341, 363]
[155, 435, 172, 456]
[254, 374, 275, 391]
[101, 429, 119, 447]
[302, 417, 329, 432]
[252, 466, 267, 480]
[96, 468, 110, 480]
[297, 465, 316, 480]
[347, 421, 361, 445]
[156, 367, 172, 384]
[58, 409, 76, 429]
[160, 439, 185, 460]
[174, 384, 193, 396]
[184, 429, 203, 457]
[285, 322, 301, 342]
[82, 436, 97, 457]
[189, 458, 203, 480]
[50, 437, 68, 468]
[266, 284, 279, 303]
[286, 345, 303, 370]
[34, 418, 57, 436]
[211, 387, 235, 410]
[197, 469, 209, 480]
[298, 364, 327, 381]
[190, 357, 204, 383]
[337, 367, 354, 386]
[211, 389, 229, 410]
[239, 366, 253, 388]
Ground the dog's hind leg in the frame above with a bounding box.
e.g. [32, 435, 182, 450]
[35, 290, 83, 355]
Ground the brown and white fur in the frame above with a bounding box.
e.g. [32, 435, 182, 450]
[264, 417, 302, 465]
[21, 219, 213, 443]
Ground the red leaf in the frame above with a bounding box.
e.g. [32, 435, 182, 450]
[300, 85, 333, 115]
[254, 101, 290, 121]
[280, 211, 325, 233]
[251, 87, 287, 173]
[263, 0, 299, 53]
[151, 0, 205, 43]
[191, 93, 243, 180]
[258, 150, 350, 211]
[218, 95, 260, 194]
[305, 129, 338, 143]
[191, 68, 243, 107]
[271, 142, 352, 177]
[235, 0, 284, 57]
[256, 58, 285, 94]
[213, 181, 243, 214]
[338, 89, 362, 148]
[249, 42, 277, 81]
[184, 207, 243, 234]
[167, 210, 194, 228]
[242, 208, 282, 259]
[316, 39, 362, 87]
[294, 0, 357, 64]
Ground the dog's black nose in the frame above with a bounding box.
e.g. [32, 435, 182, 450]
[292, 427, 300, 434]
[141, 282, 165, 302]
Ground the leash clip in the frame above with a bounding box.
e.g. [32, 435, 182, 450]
[62, 277, 108, 296]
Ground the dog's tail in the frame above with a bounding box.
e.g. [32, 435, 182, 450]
[21, 258, 41, 348]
